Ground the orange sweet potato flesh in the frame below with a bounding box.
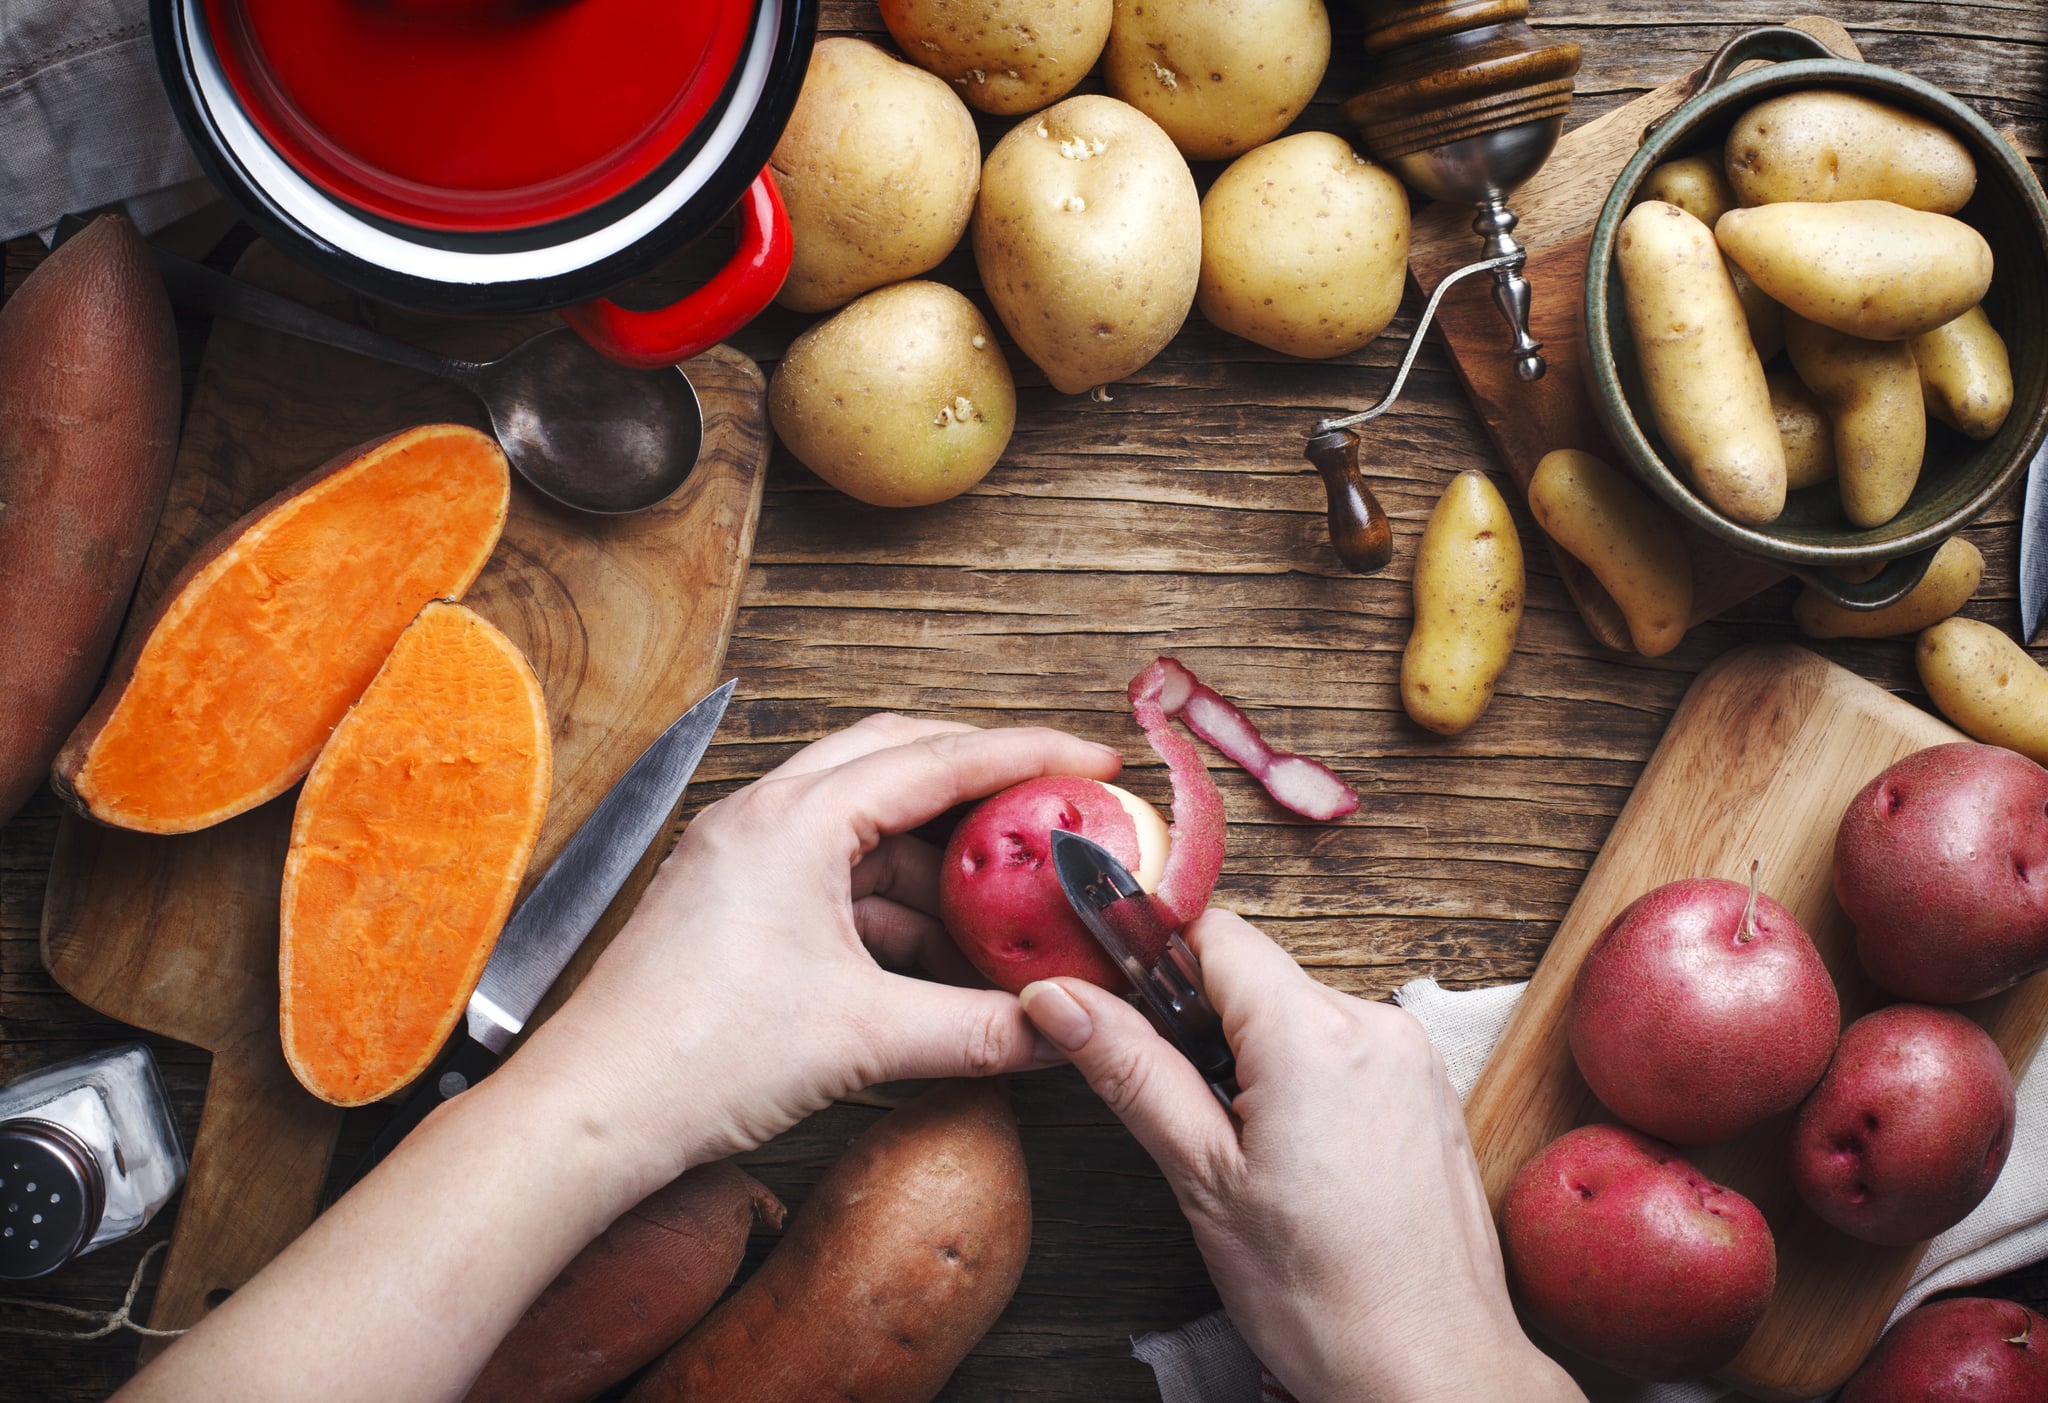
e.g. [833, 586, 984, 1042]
[0, 214, 178, 825]
[465, 1162, 785, 1403]
[53, 423, 509, 834]
[280, 600, 551, 1107]
[627, 1080, 1031, 1403]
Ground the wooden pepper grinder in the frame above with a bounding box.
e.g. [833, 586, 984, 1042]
[1306, 0, 1581, 572]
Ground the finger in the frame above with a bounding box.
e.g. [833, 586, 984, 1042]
[850, 833, 942, 915]
[1020, 978, 1240, 1207]
[865, 980, 1065, 1081]
[1179, 908, 1318, 1038]
[851, 896, 947, 970]
[798, 727, 1122, 852]
[763, 714, 980, 783]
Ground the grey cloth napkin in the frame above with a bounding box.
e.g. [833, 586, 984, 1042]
[1136, 976, 2048, 1403]
[1, 0, 213, 242]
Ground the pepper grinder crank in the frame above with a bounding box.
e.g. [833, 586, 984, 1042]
[1307, 0, 1581, 572]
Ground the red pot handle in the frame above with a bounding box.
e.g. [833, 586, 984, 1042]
[562, 170, 791, 370]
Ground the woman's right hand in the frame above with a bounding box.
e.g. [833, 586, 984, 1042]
[1018, 909, 1584, 1403]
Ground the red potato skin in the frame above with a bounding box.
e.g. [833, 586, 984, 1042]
[1567, 877, 1839, 1144]
[1790, 1004, 2015, 1247]
[940, 775, 1142, 992]
[464, 1163, 784, 1403]
[626, 1080, 1031, 1403]
[1835, 743, 2048, 1003]
[1840, 1297, 2048, 1403]
[0, 214, 178, 824]
[1501, 1123, 1777, 1381]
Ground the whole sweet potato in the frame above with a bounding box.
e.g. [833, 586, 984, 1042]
[627, 1080, 1031, 1403]
[0, 214, 178, 824]
[465, 1162, 783, 1403]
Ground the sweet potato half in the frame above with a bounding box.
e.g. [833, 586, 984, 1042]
[0, 214, 178, 824]
[280, 600, 551, 1107]
[53, 423, 509, 834]
[627, 1080, 1031, 1403]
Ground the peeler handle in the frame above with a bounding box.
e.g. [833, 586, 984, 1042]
[1305, 429, 1395, 573]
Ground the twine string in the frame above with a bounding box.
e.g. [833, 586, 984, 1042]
[0, 1239, 187, 1340]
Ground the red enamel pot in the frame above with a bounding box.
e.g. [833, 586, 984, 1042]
[152, 0, 816, 368]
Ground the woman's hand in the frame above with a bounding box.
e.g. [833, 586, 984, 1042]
[1019, 910, 1584, 1403]
[521, 713, 1122, 1188]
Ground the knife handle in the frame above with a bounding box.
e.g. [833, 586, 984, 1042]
[330, 1035, 502, 1201]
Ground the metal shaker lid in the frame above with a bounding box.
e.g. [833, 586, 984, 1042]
[0, 1119, 106, 1280]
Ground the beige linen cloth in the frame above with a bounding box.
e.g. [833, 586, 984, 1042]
[1, 0, 212, 242]
[1136, 976, 2048, 1403]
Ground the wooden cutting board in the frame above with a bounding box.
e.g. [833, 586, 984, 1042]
[1406, 16, 1859, 653]
[38, 242, 768, 1350]
[1465, 643, 2048, 1400]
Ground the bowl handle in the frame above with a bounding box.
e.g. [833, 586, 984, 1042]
[1688, 25, 1845, 97]
[1787, 545, 1942, 611]
[561, 171, 792, 371]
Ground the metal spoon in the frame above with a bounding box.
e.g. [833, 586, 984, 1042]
[147, 245, 703, 515]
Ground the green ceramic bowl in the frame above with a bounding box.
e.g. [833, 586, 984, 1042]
[1584, 26, 2048, 609]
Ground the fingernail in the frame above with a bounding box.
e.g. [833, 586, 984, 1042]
[1019, 981, 1092, 1051]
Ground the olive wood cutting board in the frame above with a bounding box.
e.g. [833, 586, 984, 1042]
[38, 242, 768, 1351]
[1406, 16, 1860, 653]
[1465, 643, 2048, 1400]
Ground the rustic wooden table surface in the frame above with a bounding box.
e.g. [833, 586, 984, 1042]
[5, 3, 2047, 1399]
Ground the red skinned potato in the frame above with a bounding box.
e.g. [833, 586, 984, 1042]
[0, 214, 178, 824]
[626, 1080, 1030, 1403]
[1790, 1005, 2015, 1247]
[1835, 743, 2048, 1003]
[1840, 1297, 2048, 1403]
[464, 1162, 783, 1403]
[1502, 1123, 1777, 1380]
[1567, 872, 1839, 1144]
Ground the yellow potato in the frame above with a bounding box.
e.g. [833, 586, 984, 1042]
[1715, 201, 1993, 341]
[769, 281, 1016, 508]
[1402, 469, 1524, 735]
[1911, 305, 2014, 440]
[770, 39, 982, 313]
[1196, 133, 1409, 359]
[1725, 91, 1976, 213]
[1616, 201, 1786, 525]
[973, 96, 1201, 394]
[1528, 449, 1693, 657]
[1102, 0, 1330, 161]
[879, 0, 1111, 115]
[1768, 370, 1836, 490]
[1641, 154, 1738, 226]
[1917, 617, 2048, 764]
[1794, 537, 1984, 638]
[1784, 313, 1925, 529]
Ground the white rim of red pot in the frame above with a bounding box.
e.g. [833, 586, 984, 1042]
[182, 0, 781, 287]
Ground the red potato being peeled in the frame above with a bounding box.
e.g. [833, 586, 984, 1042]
[1501, 1123, 1777, 1380]
[1790, 1004, 2016, 1247]
[1567, 873, 1839, 1143]
[1835, 743, 2048, 1003]
[1839, 1296, 2048, 1402]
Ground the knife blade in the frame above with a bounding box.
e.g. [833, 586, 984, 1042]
[1050, 830, 1239, 1110]
[2021, 435, 2048, 644]
[337, 679, 736, 1191]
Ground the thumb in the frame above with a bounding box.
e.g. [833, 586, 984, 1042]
[1020, 978, 1239, 1200]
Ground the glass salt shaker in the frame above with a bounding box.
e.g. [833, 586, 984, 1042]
[0, 1044, 186, 1280]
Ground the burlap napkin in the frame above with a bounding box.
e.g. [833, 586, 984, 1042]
[1, 0, 212, 242]
[1135, 977, 2048, 1403]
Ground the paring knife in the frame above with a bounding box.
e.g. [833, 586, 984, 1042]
[336, 679, 737, 1192]
[2021, 436, 2048, 644]
[1049, 830, 1239, 1110]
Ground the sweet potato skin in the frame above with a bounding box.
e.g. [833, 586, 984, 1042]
[52, 422, 509, 834]
[627, 1080, 1031, 1403]
[465, 1163, 785, 1403]
[0, 214, 178, 823]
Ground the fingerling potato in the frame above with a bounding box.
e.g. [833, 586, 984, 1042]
[1403, 469, 1524, 734]
[1725, 91, 1976, 212]
[1769, 370, 1836, 490]
[1918, 618, 2048, 765]
[1794, 537, 1983, 639]
[1911, 305, 2013, 441]
[1529, 450, 1692, 657]
[1784, 313, 1925, 529]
